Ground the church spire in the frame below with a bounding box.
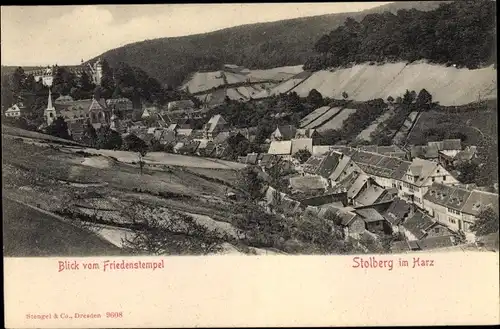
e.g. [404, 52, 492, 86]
[45, 87, 56, 125]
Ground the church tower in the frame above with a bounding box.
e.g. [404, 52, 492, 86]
[44, 88, 57, 125]
[110, 109, 121, 132]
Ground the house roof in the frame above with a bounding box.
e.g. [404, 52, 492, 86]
[424, 183, 472, 212]
[347, 173, 369, 199]
[354, 184, 387, 206]
[274, 125, 297, 140]
[312, 145, 336, 156]
[355, 207, 385, 223]
[176, 128, 193, 136]
[55, 95, 74, 103]
[411, 139, 462, 159]
[291, 138, 313, 154]
[454, 146, 478, 162]
[206, 114, 227, 132]
[316, 151, 342, 178]
[404, 158, 440, 187]
[191, 129, 205, 139]
[416, 235, 455, 250]
[349, 149, 411, 179]
[329, 154, 352, 181]
[268, 141, 292, 155]
[383, 198, 412, 225]
[289, 175, 327, 192]
[89, 98, 107, 111]
[461, 190, 499, 217]
[295, 128, 317, 139]
[391, 240, 411, 253]
[402, 211, 436, 240]
[167, 100, 195, 110]
[106, 98, 132, 105]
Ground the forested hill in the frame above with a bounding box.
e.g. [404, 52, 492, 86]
[305, 0, 496, 71]
[89, 1, 448, 87]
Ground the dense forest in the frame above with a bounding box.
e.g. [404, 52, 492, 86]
[82, 2, 447, 87]
[304, 0, 496, 71]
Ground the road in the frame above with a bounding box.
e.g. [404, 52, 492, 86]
[3, 197, 125, 257]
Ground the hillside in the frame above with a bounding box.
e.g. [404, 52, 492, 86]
[87, 1, 448, 87]
[254, 61, 497, 106]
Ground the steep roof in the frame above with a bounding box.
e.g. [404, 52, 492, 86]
[349, 149, 411, 179]
[461, 190, 499, 217]
[416, 235, 455, 250]
[329, 154, 352, 181]
[268, 141, 292, 155]
[355, 184, 387, 206]
[404, 158, 439, 187]
[89, 98, 107, 111]
[424, 183, 471, 211]
[291, 138, 313, 155]
[295, 128, 317, 139]
[274, 125, 297, 140]
[402, 211, 436, 240]
[355, 207, 385, 223]
[383, 198, 412, 225]
[346, 173, 369, 199]
[411, 139, 462, 159]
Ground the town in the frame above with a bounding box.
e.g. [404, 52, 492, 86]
[2, 1, 498, 256]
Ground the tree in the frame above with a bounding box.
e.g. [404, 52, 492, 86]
[122, 133, 148, 153]
[456, 161, 479, 183]
[46, 117, 71, 140]
[470, 207, 499, 236]
[307, 89, 323, 107]
[416, 88, 432, 105]
[81, 120, 98, 147]
[96, 126, 122, 150]
[342, 91, 349, 100]
[387, 95, 394, 104]
[122, 210, 227, 255]
[237, 167, 265, 201]
[293, 148, 312, 164]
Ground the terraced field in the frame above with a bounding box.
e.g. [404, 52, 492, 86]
[299, 106, 331, 128]
[303, 107, 343, 129]
[316, 108, 358, 132]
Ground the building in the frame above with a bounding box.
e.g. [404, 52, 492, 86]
[106, 98, 133, 119]
[295, 128, 322, 145]
[410, 139, 462, 160]
[270, 125, 297, 141]
[291, 138, 313, 155]
[5, 103, 24, 118]
[438, 146, 478, 169]
[359, 145, 407, 159]
[54, 95, 74, 104]
[423, 182, 499, 233]
[267, 141, 292, 160]
[203, 114, 228, 139]
[397, 158, 458, 209]
[26, 59, 103, 85]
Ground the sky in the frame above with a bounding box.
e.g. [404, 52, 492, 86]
[1, 3, 390, 66]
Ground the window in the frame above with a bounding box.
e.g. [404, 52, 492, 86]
[449, 218, 456, 224]
[432, 177, 435, 182]
[434, 228, 440, 233]
[443, 175, 447, 181]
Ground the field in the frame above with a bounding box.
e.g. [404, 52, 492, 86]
[356, 110, 394, 141]
[181, 71, 226, 94]
[316, 108, 357, 132]
[303, 107, 342, 129]
[268, 62, 496, 106]
[299, 106, 331, 128]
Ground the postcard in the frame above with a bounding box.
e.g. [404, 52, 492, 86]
[2, 2, 498, 327]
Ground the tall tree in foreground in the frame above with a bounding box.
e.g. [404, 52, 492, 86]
[470, 207, 499, 236]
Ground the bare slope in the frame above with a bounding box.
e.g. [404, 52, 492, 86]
[278, 62, 497, 106]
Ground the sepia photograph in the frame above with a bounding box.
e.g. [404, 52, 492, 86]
[2, 1, 498, 259]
